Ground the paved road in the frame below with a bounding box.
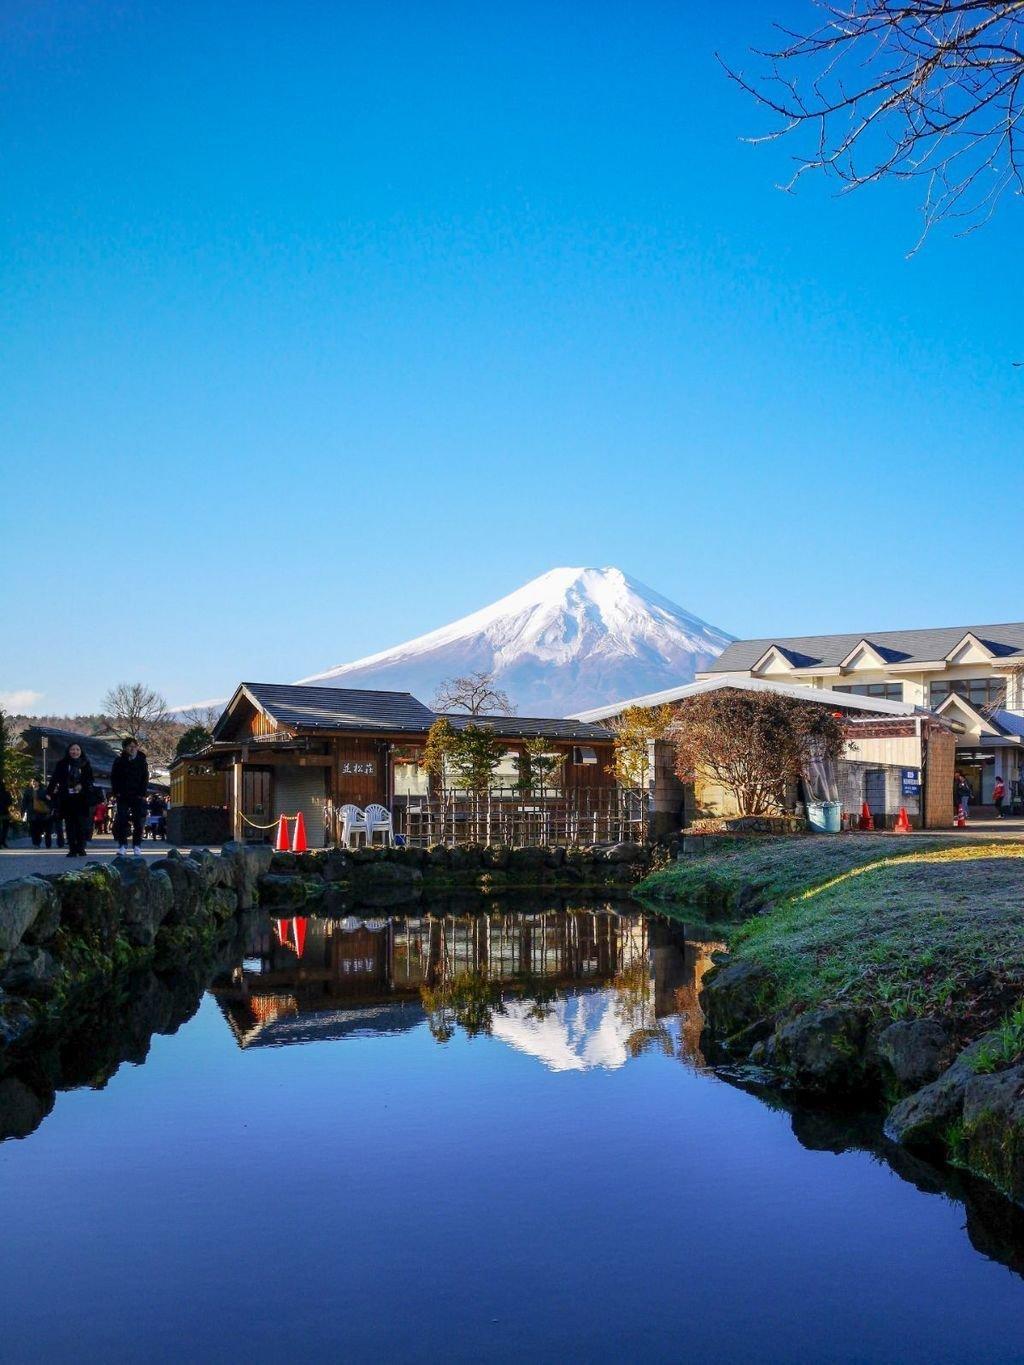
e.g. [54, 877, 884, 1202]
[0, 836, 194, 882]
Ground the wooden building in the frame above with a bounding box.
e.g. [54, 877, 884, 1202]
[171, 681, 623, 848]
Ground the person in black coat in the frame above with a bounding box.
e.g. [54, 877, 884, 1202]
[111, 737, 149, 854]
[47, 741, 95, 857]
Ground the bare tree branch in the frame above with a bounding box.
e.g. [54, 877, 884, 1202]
[724, 1, 1024, 247]
[432, 670, 516, 716]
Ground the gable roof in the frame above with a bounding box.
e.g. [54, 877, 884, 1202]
[214, 682, 437, 737]
[211, 683, 614, 743]
[708, 621, 1024, 673]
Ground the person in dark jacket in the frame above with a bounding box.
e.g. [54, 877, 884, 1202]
[111, 737, 149, 855]
[22, 778, 53, 847]
[0, 783, 11, 847]
[47, 742, 95, 857]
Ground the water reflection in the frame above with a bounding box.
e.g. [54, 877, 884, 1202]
[210, 905, 725, 1071]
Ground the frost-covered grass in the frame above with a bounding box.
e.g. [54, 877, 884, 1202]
[635, 833, 958, 911]
[733, 845, 1024, 1020]
[638, 836, 1024, 1021]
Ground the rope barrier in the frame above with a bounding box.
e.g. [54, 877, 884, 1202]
[238, 812, 301, 830]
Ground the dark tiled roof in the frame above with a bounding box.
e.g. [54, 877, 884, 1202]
[224, 683, 438, 735]
[441, 713, 613, 742]
[19, 726, 121, 778]
[710, 622, 1024, 673]
[213, 683, 614, 742]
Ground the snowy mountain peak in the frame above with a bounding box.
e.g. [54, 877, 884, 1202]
[298, 566, 732, 717]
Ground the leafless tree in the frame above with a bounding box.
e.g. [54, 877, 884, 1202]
[101, 682, 181, 764]
[179, 704, 221, 730]
[432, 670, 516, 716]
[725, 2, 1024, 248]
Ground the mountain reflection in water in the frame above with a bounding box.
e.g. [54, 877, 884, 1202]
[210, 906, 724, 1071]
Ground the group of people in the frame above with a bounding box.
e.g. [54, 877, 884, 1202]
[9, 738, 159, 858]
[953, 771, 1024, 821]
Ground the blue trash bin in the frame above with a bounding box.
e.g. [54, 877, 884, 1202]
[807, 800, 842, 833]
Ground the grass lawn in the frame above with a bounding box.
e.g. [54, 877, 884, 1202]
[732, 845, 1024, 1018]
[636, 833, 960, 912]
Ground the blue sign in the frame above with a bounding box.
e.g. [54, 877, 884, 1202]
[901, 768, 921, 797]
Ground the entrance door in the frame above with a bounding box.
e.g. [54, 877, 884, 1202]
[864, 770, 887, 829]
[242, 768, 272, 838]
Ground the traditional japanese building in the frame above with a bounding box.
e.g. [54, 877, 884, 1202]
[169, 681, 620, 847]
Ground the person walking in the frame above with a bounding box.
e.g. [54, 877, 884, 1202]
[22, 778, 53, 847]
[953, 772, 971, 822]
[47, 741, 95, 858]
[993, 774, 1007, 819]
[111, 737, 149, 855]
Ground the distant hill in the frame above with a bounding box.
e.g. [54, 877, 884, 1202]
[299, 566, 732, 716]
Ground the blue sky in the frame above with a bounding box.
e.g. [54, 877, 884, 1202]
[3, 1, 1021, 714]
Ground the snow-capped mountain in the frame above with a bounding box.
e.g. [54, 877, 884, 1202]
[299, 566, 732, 716]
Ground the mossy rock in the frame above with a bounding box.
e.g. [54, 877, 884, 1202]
[52, 867, 121, 954]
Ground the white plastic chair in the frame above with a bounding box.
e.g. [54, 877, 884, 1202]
[364, 803, 394, 846]
[340, 804, 368, 848]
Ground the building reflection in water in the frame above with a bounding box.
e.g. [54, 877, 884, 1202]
[210, 907, 724, 1071]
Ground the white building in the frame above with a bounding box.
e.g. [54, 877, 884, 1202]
[696, 623, 1024, 805]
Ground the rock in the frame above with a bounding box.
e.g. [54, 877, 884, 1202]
[0, 877, 60, 954]
[52, 866, 121, 952]
[481, 844, 511, 870]
[960, 1063, 1024, 1206]
[270, 852, 298, 873]
[769, 1006, 872, 1093]
[351, 861, 422, 888]
[884, 1035, 994, 1147]
[543, 846, 565, 868]
[0, 995, 37, 1047]
[876, 1019, 951, 1091]
[427, 845, 450, 868]
[701, 959, 774, 1039]
[113, 859, 175, 947]
[1, 946, 60, 998]
[257, 873, 312, 910]
[151, 857, 204, 924]
[220, 842, 273, 909]
[448, 845, 483, 872]
[509, 846, 548, 873]
[604, 841, 644, 863]
[206, 886, 238, 921]
[0, 1076, 50, 1141]
[322, 851, 351, 883]
[297, 852, 324, 877]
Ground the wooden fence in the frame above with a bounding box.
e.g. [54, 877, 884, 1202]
[394, 786, 647, 847]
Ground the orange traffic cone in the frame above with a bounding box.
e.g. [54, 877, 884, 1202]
[955, 803, 967, 828]
[274, 814, 290, 851]
[894, 806, 912, 833]
[858, 801, 874, 831]
[291, 811, 308, 853]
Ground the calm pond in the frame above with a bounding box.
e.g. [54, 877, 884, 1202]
[1, 898, 1024, 1363]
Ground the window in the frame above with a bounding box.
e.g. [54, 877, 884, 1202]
[834, 683, 904, 702]
[572, 746, 598, 765]
[929, 677, 1004, 710]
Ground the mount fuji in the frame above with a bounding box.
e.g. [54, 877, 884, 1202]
[299, 566, 732, 716]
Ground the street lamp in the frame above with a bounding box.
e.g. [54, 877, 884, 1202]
[40, 735, 49, 783]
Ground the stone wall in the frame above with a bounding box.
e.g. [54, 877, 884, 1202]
[257, 841, 661, 912]
[0, 842, 272, 1050]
